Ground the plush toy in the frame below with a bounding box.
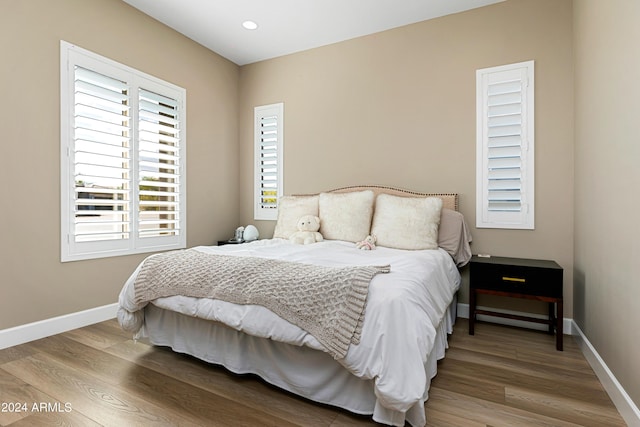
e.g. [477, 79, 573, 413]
[356, 234, 377, 250]
[289, 215, 324, 245]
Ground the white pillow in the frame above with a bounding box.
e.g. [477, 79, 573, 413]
[371, 194, 443, 250]
[273, 195, 319, 239]
[319, 190, 374, 242]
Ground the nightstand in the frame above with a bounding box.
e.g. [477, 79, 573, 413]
[469, 255, 564, 351]
[217, 239, 245, 246]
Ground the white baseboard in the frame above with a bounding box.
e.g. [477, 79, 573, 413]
[0, 303, 118, 350]
[457, 303, 640, 426]
[457, 303, 573, 334]
[572, 321, 640, 427]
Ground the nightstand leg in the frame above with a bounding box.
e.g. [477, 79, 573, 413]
[556, 299, 563, 351]
[469, 289, 476, 335]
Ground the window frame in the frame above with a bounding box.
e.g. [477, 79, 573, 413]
[253, 103, 284, 221]
[60, 41, 187, 262]
[476, 60, 535, 230]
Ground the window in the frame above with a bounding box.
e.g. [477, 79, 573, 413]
[60, 41, 186, 261]
[476, 60, 534, 229]
[254, 103, 284, 220]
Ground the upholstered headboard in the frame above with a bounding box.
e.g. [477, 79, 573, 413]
[317, 185, 459, 212]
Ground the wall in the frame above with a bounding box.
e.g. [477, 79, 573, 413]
[0, 0, 240, 329]
[573, 0, 640, 408]
[238, 0, 574, 313]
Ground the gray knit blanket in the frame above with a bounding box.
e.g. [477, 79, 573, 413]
[133, 249, 390, 359]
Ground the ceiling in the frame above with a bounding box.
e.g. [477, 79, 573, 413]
[122, 0, 505, 66]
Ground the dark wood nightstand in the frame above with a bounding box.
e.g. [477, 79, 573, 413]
[217, 239, 245, 246]
[469, 255, 564, 351]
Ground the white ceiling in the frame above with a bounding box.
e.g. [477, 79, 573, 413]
[122, 0, 504, 66]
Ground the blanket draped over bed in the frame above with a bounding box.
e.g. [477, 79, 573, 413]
[132, 249, 390, 359]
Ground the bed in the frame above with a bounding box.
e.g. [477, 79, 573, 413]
[117, 185, 472, 426]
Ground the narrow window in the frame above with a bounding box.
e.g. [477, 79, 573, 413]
[254, 103, 284, 221]
[61, 41, 186, 261]
[476, 60, 534, 229]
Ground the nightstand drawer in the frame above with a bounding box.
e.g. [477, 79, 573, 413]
[470, 258, 563, 298]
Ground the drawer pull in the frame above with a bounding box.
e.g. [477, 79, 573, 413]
[502, 276, 526, 283]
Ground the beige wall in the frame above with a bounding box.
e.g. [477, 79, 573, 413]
[0, 0, 240, 329]
[239, 0, 574, 313]
[574, 0, 640, 408]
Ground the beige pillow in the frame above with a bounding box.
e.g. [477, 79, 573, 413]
[319, 190, 375, 242]
[273, 195, 319, 239]
[371, 194, 443, 250]
[438, 208, 473, 266]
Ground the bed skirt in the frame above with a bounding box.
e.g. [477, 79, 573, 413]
[140, 297, 457, 427]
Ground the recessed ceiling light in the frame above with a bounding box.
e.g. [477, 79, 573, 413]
[242, 20, 258, 30]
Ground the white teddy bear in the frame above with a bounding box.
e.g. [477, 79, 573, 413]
[289, 215, 324, 245]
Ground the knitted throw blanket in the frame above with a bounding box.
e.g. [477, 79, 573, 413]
[134, 249, 390, 359]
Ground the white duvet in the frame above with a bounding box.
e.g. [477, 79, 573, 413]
[118, 238, 460, 417]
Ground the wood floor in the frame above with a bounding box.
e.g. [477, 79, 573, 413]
[0, 318, 626, 426]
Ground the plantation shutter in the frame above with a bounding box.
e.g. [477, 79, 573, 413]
[137, 88, 182, 239]
[61, 41, 186, 262]
[254, 103, 283, 220]
[72, 66, 132, 243]
[476, 61, 534, 229]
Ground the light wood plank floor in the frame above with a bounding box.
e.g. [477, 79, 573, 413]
[0, 318, 626, 426]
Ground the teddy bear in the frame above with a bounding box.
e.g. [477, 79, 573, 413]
[355, 234, 377, 250]
[289, 215, 324, 245]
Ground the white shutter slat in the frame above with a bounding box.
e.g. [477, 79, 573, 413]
[487, 135, 522, 148]
[75, 80, 128, 105]
[139, 120, 180, 136]
[75, 67, 128, 90]
[488, 179, 521, 190]
[487, 201, 522, 212]
[139, 90, 177, 107]
[139, 101, 178, 118]
[139, 180, 178, 189]
[75, 163, 129, 177]
[139, 190, 179, 197]
[140, 110, 179, 127]
[139, 160, 178, 171]
[75, 116, 129, 136]
[75, 128, 130, 146]
[488, 190, 522, 200]
[487, 79, 521, 95]
[488, 145, 521, 159]
[139, 211, 177, 216]
[139, 150, 179, 163]
[139, 131, 179, 146]
[75, 199, 129, 207]
[488, 104, 522, 118]
[487, 94, 522, 108]
[488, 157, 522, 169]
[75, 150, 130, 166]
[139, 139, 179, 153]
[75, 103, 129, 124]
[76, 141, 129, 157]
[488, 125, 522, 138]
